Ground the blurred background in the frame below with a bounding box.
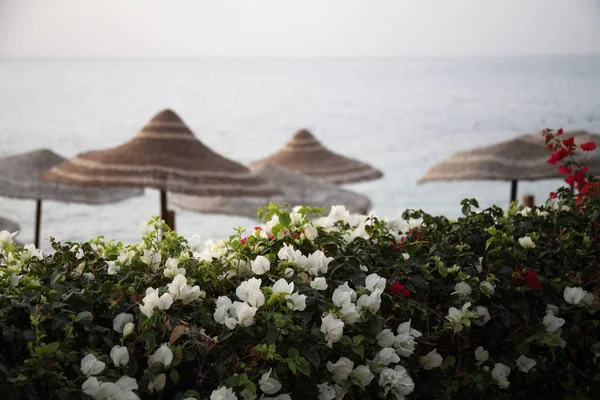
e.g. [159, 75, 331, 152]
[1, 0, 599, 248]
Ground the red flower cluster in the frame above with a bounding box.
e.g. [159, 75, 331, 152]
[390, 281, 410, 298]
[510, 269, 540, 290]
[240, 237, 247, 246]
[544, 129, 599, 203]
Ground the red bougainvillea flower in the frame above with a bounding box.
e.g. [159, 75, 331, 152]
[580, 142, 596, 151]
[390, 282, 410, 298]
[561, 137, 575, 147]
[558, 165, 572, 175]
[240, 237, 247, 246]
[557, 128, 564, 135]
[510, 270, 524, 285]
[254, 226, 262, 231]
[524, 270, 540, 290]
[549, 192, 557, 199]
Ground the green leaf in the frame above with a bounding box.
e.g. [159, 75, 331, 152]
[438, 263, 448, 278]
[170, 368, 179, 384]
[287, 347, 299, 359]
[279, 212, 291, 227]
[352, 345, 364, 359]
[43, 342, 59, 355]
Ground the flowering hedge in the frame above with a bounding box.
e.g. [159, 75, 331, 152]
[1, 130, 599, 400]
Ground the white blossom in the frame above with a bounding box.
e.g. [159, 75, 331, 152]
[419, 349, 443, 370]
[316, 382, 336, 400]
[491, 363, 511, 389]
[377, 329, 396, 348]
[351, 365, 374, 386]
[110, 345, 129, 366]
[106, 261, 120, 275]
[543, 313, 565, 333]
[287, 292, 307, 311]
[516, 355, 536, 373]
[210, 386, 238, 400]
[446, 302, 471, 333]
[564, 287, 586, 305]
[479, 281, 495, 296]
[365, 273, 386, 293]
[474, 306, 491, 325]
[251, 255, 271, 275]
[378, 365, 415, 398]
[141, 249, 162, 271]
[187, 234, 203, 252]
[452, 282, 472, 297]
[394, 320, 422, 357]
[164, 257, 186, 278]
[236, 278, 265, 308]
[148, 343, 173, 367]
[518, 236, 536, 249]
[113, 313, 134, 334]
[123, 322, 135, 336]
[80, 354, 105, 376]
[303, 225, 318, 240]
[372, 347, 400, 366]
[305, 250, 333, 276]
[310, 277, 328, 291]
[272, 278, 294, 294]
[284, 268, 294, 278]
[475, 346, 489, 362]
[327, 357, 354, 383]
[356, 289, 383, 313]
[259, 369, 282, 395]
[233, 301, 258, 327]
[321, 314, 344, 347]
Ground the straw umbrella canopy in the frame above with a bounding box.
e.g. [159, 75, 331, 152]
[42, 109, 281, 229]
[169, 164, 372, 219]
[419, 130, 600, 202]
[0, 216, 20, 233]
[0, 149, 143, 247]
[250, 129, 383, 184]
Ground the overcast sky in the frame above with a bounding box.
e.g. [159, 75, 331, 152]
[1, 0, 599, 58]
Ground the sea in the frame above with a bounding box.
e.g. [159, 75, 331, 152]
[1, 56, 600, 249]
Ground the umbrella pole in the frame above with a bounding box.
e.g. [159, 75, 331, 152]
[160, 189, 169, 228]
[510, 180, 518, 204]
[34, 199, 42, 248]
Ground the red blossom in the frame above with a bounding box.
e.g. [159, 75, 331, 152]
[561, 137, 575, 147]
[390, 282, 410, 298]
[524, 270, 540, 290]
[240, 237, 247, 246]
[510, 270, 524, 285]
[549, 192, 557, 199]
[557, 128, 564, 135]
[254, 226, 262, 231]
[292, 233, 300, 239]
[580, 142, 596, 151]
[558, 165, 572, 175]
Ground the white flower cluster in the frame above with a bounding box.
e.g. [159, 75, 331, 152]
[140, 274, 204, 318]
[277, 243, 333, 277]
[563, 286, 595, 307]
[80, 354, 139, 399]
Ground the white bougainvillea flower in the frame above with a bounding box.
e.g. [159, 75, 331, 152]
[328, 205, 350, 223]
[479, 281, 495, 296]
[210, 386, 238, 400]
[167, 274, 188, 300]
[232, 301, 258, 327]
[284, 268, 294, 278]
[452, 282, 472, 297]
[321, 313, 345, 348]
[394, 320, 422, 357]
[141, 249, 162, 271]
[339, 302, 360, 325]
[148, 343, 173, 367]
[272, 278, 294, 294]
[236, 278, 265, 308]
[179, 284, 204, 305]
[310, 277, 328, 291]
[474, 346, 489, 362]
[332, 287, 354, 309]
[82, 377, 100, 397]
[563, 287, 586, 305]
[287, 292, 307, 311]
[351, 365, 374, 386]
[372, 347, 400, 368]
[378, 365, 415, 398]
[306, 250, 333, 276]
[377, 329, 395, 348]
[316, 382, 336, 400]
[80, 354, 105, 376]
[474, 306, 491, 325]
[334, 282, 357, 302]
[543, 313, 565, 333]
[214, 296, 233, 325]
[115, 376, 138, 392]
[110, 345, 130, 366]
[491, 363, 511, 389]
[583, 292, 595, 306]
[475, 257, 483, 273]
[365, 273, 386, 293]
[117, 249, 136, 265]
[106, 261, 120, 275]
[303, 224, 318, 240]
[357, 288, 383, 313]
[251, 255, 271, 275]
[148, 373, 166, 392]
[113, 313, 134, 333]
[259, 368, 282, 395]
[327, 357, 354, 383]
[277, 243, 299, 262]
[518, 236, 536, 249]
[94, 382, 121, 399]
[402, 253, 410, 260]
[164, 257, 186, 278]
[419, 349, 443, 370]
[0, 230, 18, 247]
[187, 234, 203, 252]
[546, 304, 560, 316]
[515, 355, 536, 373]
[446, 302, 471, 333]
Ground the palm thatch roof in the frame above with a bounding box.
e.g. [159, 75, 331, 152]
[419, 130, 600, 183]
[250, 129, 383, 184]
[0, 149, 143, 203]
[42, 109, 280, 197]
[169, 164, 372, 219]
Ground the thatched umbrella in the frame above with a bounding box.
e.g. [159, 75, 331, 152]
[250, 129, 383, 184]
[0, 149, 143, 247]
[0, 216, 20, 234]
[169, 164, 372, 219]
[42, 109, 280, 229]
[419, 130, 600, 202]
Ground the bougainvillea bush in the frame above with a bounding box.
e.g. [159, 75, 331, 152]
[1, 129, 599, 400]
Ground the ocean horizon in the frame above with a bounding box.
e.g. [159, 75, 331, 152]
[1, 55, 599, 248]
